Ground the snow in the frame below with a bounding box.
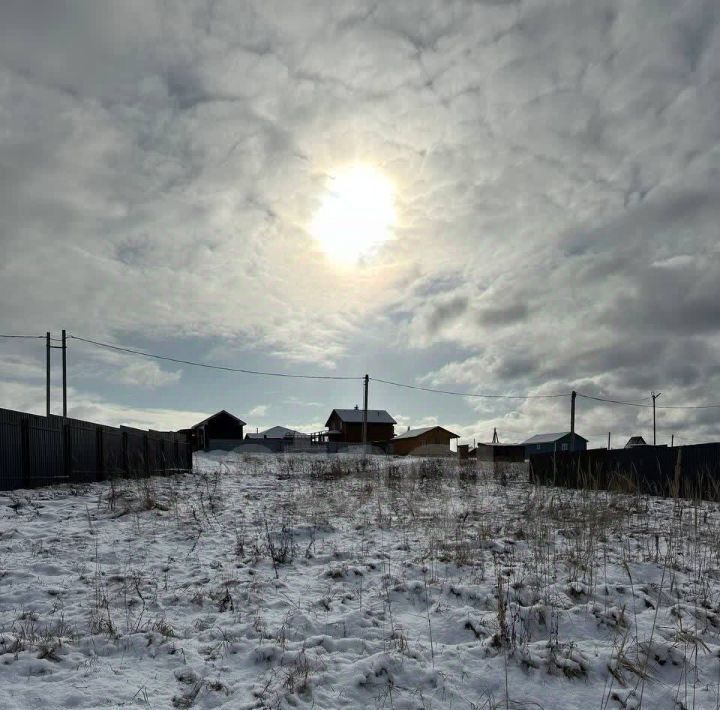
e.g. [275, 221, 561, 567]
[2, 453, 720, 708]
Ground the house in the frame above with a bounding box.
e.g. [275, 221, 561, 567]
[522, 432, 588, 456]
[390, 426, 459, 457]
[475, 442, 526, 463]
[182, 410, 247, 451]
[245, 426, 309, 441]
[324, 407, 396, 443]
[625, 436, 648, 448]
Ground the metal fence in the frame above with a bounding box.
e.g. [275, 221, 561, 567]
[0, 407, 192, 491]
[529, 443, 720, 500]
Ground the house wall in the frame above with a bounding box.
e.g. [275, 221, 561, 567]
[476, 444, 526, 462]
[391, 429, 455, 456]
[327, 417, 395, 443]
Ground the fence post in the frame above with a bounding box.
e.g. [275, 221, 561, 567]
[174, 440, 179, 471]
[96, 427, 104, 482]
[20, 419, 31, 488]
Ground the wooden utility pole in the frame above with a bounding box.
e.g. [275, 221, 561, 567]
[651, 391, 661, 445]
[362, 374, 369, 451]
[607, 432, 611, 450]
[492, 427, 499, 444]
[570, 390, 576, 450]
[46, 332, 51, 417]
[62, 329, 67, 418]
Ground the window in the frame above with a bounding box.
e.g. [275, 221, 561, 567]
[561, 443, 568, 451]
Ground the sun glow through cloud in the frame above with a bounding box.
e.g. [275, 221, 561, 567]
[311, 165, 396, 264]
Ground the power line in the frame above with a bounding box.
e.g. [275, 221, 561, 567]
[0, 334, 46, 339]
[576, 392, 720, 410]
[370, 377, 570, 400]
[67, 334, 364, 381]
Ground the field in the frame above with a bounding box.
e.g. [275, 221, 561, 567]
[2, 453, 720, 709]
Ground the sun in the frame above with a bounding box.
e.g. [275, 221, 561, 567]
[311, 165, 396, 264]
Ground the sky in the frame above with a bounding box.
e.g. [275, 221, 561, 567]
[1, 0, 719, 448]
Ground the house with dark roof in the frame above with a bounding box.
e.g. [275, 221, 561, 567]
[324, 407, 396, 443]
[390, 425, 459, 456]
[522, 431, 587, 456]
[625, 436, 648, 448]
[181, 410, 247, 451]
[246, 425, 309, 441]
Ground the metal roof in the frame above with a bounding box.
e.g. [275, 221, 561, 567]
[246, 425, 309, 439]
[192, 410, 247, 429]
[325, 409, 397, 426]
[393, 426, 459, 441]
[522, 432, 588, 445]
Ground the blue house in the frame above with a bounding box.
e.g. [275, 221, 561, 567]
[522, 432, 587, 456]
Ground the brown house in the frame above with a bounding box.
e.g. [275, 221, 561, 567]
[324, 407, 396, 443]
[390, 426, 459, 457]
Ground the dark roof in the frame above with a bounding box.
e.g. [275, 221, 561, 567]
[192, 410, 247, 429]
[325, 408, 396, 426]
[393, 426, 459, 441]
[625, 436, 648, 448]
[522, 432, 588, 445]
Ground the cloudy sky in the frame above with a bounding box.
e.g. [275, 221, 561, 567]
[1, 0, 719, 447]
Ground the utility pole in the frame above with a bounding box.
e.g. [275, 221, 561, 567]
[651, 391, 662, 446]
[62, 329, 67, 418]
[607, 432, 611, 450]
[671, 434, 674, 448]
[46, 332, 51, 417]
[362, 374, 369, 452]
[570, 390, 576, 450]
[492, 427, 499, 444]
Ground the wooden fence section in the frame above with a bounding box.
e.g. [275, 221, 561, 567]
[0, 407, 192, 491]
[529, 443, 720, 500]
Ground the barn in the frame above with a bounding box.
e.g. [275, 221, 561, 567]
[390, 426, 459, 457]
[324, 407, 396, 443]
[183, 410, 247, 451]
[522, 432, 587, 456]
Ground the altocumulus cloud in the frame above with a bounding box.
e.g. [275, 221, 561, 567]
[0, 0, 718, 443]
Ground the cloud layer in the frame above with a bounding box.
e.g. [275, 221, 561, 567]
[1, 0, 718, 444]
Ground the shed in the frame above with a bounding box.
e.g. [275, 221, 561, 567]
[390, 426, 459, 457]
[522, 432, 587, 456]
[324, 407, 396, 443]
[184, 410, 247, 451]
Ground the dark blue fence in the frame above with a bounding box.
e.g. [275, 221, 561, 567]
[0, 407, 192, 491]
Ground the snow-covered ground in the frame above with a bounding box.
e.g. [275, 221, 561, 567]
[2, 453, 720, 709]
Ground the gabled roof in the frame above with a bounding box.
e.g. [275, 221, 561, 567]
[192, 409, 247, 429]
[246, 425, 309, 439]
[325, 408, 397, 426]
[625, 436, 648, 448]
[393, 425, 459, 441]
[522, 432, 588, 445]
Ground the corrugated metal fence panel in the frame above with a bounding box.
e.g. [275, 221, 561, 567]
[0, 420, 23, 489]
[530, 444, 720, 499]
[0, 407, 193, 491]
[27, 422, 63, 487]
[70, 425, 99, 483]
[103, 429, 125, 475]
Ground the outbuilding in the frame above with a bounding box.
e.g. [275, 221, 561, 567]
[390, 426, 459, 457]
[183, 410, 247, 451]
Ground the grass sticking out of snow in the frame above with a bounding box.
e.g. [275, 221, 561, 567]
[1, 453, 720, 708]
